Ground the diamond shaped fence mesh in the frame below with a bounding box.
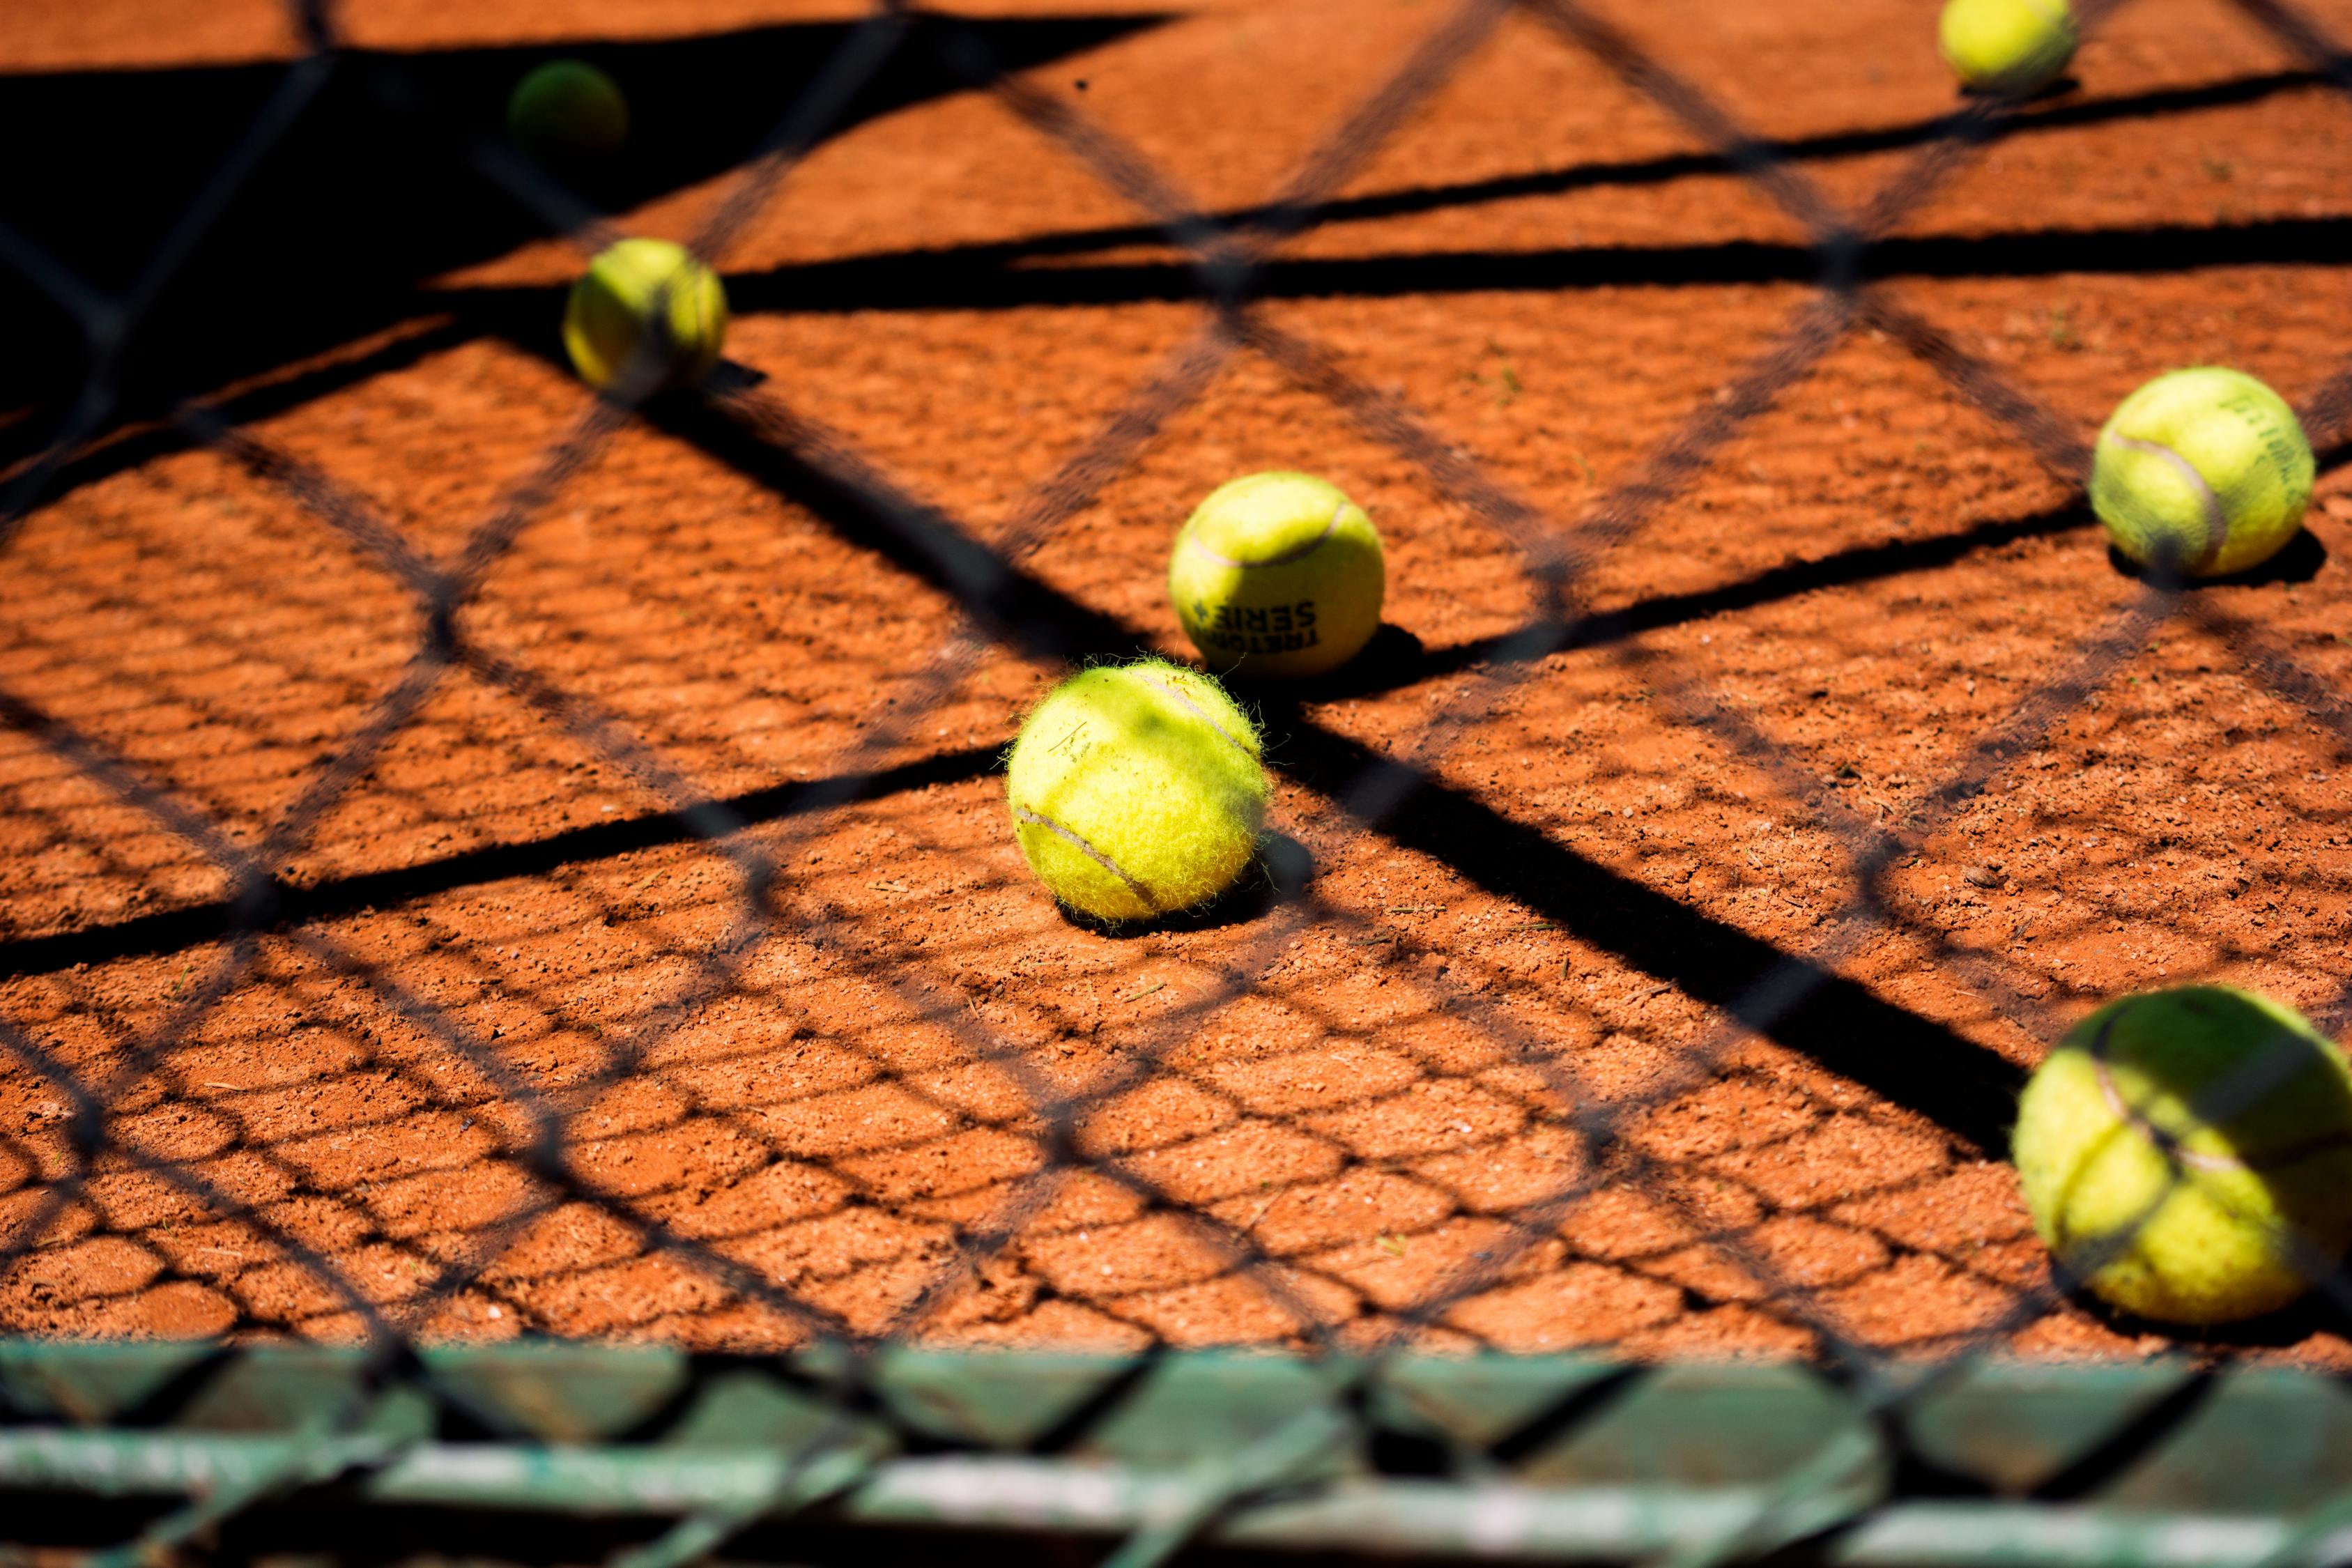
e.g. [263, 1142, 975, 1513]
[3, 0, 2352, 1562]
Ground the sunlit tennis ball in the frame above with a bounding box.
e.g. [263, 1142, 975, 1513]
[1005, 659, 1268, 925]
[507, 60, 629, 162]
[1938, 0, 2076, 96]
[1168, 472, 1386, 680]
[2089, 367, 2314, 578]
[562, 238, 728, 393]
[2013, 985, 2352, 1325]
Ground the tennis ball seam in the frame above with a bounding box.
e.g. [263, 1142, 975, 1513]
[2016, 985, 2352, 1325]
[2086, 1000, 2352, 1172]
[1183, 498, 1350, 569]
[1012, 804, 1159, 912]
[2090, 1056, 2352, 1174]
[1135, 673, 1256, 757]
[2100, 431, 2227, 570]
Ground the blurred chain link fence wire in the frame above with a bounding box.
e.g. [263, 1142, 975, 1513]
[1, 0, 2351, 1560]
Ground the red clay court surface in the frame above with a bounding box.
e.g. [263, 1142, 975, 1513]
[3, 0, 2352, 1364]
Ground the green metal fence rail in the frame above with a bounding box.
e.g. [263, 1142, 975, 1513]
[6, 1344, 2352, 1566]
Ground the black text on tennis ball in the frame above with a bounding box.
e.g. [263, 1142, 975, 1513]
[1168, 471, 1386, 680]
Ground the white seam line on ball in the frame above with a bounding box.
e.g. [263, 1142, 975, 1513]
[1139, 675, 1256, 758]
[1013, 806, 1158, 910]
[1181, 498, 1350, 569]
[2091, 1056, 2248, 1174]
[2089, 1044, 2352, 1175]
[2105, 433, 2228, 570]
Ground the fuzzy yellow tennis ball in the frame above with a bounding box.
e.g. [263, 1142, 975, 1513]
[507, 61, 629, 163]
[1006, 660, 1268, 924]
[2013, 985, 2352, 1325]
[1169, 472, 1385, 680]
[2089, 367, 2314, 578]
[1938, 0, 2076, 96]
[562, 238, 728, 394]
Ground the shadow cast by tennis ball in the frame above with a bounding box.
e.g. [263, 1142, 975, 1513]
[0, 10, 1164, 427]
[1217, 624, 1427, 706]
[704, 359, 771, 395]
[2104, 527, 2328, 587]
[1960, 72, 2082, 105]
[1050, 831, 1313, 939]
[2053, 1266, 2352, 1350]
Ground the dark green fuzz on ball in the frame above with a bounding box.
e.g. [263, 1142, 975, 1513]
[507, 60, 629, 164]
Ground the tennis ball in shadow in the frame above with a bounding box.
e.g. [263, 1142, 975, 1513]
[1169, 471, 1386, 680]
[2090, 367, 2314, 578]
[562, 238, 728, 394]
[2014, 985, 2352, 1325]
[1938, 0, 2075, 96]
[1006, 660, 1268, 925]
[510, 61, 630, 164]
[507, 60, 629, 163]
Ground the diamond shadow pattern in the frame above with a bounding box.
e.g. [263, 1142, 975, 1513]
[3, 0, 2352, 1561]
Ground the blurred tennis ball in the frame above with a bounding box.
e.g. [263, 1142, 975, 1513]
[2013, 985, 2352, 1325]
[507, 60, 629, 162]
[1938, 0, 2075, 96]
[1005, 659, 1268, 925]
[2089, 367, 2313, 578]
[562, 238, 728, 394]
[1169, 471, 1385, 680]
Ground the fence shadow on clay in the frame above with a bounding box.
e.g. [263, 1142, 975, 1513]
[0, 0, 2346, 1348]
[4, 0, 2352, 1558]
[0, 12, 1161, 432]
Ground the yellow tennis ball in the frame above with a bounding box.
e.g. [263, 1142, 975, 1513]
[2089, 367, 2314, 578]
[2013, 985, 2352, 1326]
[1938, 0, 2076, 95]
[562, 238, 728, 394]
[507, 60, 629, 162]
[1005, 660, 1268, 925]
[1168, 471, 1385, 680]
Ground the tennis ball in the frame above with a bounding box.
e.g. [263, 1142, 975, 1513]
[1938, 0, 2076, 96]
[2013, 985, 2352, 1325]
[562, 238, 728, 394]
[2089, 367, 2314, 578]
[1006, 660, 1268, 924]
[507, 61, 629, 162]
[1169, 472, 1385, 680]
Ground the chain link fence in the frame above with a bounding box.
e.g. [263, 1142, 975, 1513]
[3, 0, 2351, 1560]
